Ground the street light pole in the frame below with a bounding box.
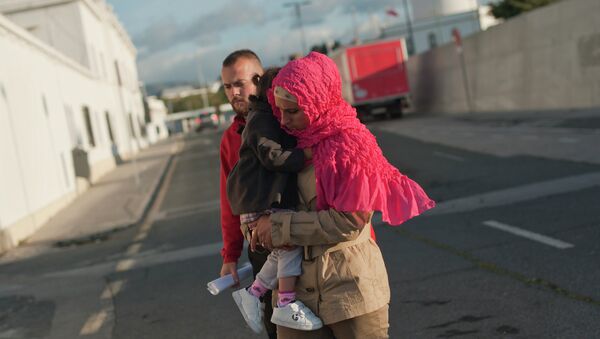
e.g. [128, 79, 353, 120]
[402, 0, 415, 55]
[284, 1, 311, 55]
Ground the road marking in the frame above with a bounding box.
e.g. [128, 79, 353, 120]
[101, 280, 126, 300]
[483, 220, 574, 249]
[115, 259, 136, 272]
[427, 172, 600, 216]
[133, 231, 148, 242]
[152, 200, 221, 221]
[79, 309, 109, 335]
[433, 151, 465, 162]
[126, 242, 142, 256]
[45, 242, 228, 277]
[165, 200, 220, 215]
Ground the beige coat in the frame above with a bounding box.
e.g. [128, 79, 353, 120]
[268, 164, 390, 325]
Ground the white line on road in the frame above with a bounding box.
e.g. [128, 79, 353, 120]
[482, 220, 574, 249]
[100, 280, 126, 300]
[125, 242, 142, 256]
[154, 199, 221, 221]
[45, 242, 228, 278]
[433, 151, 465, 162]
[79, 308, 109, 335]
[427, 172, 600, 216]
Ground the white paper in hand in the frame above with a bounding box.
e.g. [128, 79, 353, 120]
[207, 262, 253, 295]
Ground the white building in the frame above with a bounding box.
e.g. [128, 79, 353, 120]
[382, 0, 501, 55]
[0, 0, 148, 252]
[145, 96, 170, 143]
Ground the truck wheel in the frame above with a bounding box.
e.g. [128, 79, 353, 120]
[389, 100, 403, 119]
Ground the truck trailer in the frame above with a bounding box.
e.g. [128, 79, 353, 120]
[331, 38, 410, 121]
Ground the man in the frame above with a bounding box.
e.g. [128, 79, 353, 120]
[219, 49, 277, 338]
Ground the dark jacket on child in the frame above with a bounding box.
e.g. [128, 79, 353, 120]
[226, 100, 304, 215]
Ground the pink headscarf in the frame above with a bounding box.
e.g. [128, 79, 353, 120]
[267, 52, 435, 225]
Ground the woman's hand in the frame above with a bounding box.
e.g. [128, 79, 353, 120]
[251, 215, 273, 251]
[303, 147, 313, 160]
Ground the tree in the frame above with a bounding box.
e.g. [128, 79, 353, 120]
[490, 0, 559, 19]
[161, 87, 228, 114]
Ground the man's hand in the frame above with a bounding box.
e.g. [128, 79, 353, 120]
[220, 261, 239, 287]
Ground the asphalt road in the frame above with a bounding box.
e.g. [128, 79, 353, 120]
[1, 114, 599, 338]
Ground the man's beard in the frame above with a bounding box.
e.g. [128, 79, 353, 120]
[231, 99, 249, 116]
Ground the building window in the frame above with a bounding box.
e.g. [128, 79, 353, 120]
[138, 117, 146, 137]
[128, 113, 136, 137]
[105, 111, 115, 143]
[428, 32, 438, 49]
[82, 106, 96, 147]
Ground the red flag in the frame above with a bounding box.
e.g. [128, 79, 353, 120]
[386, 8, 398, 17]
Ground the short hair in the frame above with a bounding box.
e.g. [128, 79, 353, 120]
[222, 49, 262, 68]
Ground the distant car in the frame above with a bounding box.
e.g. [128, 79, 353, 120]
[195, 112, 219, 132]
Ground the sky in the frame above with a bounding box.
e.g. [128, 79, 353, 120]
[106, 0, 494, 86]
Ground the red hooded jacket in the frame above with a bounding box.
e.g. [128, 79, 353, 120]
[219, 116, 245, 263]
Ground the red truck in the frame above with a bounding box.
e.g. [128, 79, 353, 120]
[331, 38, 410, 121]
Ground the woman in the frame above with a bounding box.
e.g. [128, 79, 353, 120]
[251, 52, 435, 338]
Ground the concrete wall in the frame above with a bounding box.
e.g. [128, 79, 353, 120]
[407, 0, 600, 113]
[0, 1, 146, 252]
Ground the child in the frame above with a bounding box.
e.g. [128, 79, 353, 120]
[226, 68, 322, 333]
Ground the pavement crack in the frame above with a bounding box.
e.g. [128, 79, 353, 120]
[394, 266, 477, 285]
[428, 315, 492, 329]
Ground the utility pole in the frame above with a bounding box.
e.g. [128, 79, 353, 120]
[351, 6, 359, 44]
[197, 59, 209, 108]
[402, 0, 415, 55]
[284, 1, 311, 55]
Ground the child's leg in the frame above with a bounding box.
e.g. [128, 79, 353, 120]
[275, 247, 303, 307]
[250, 250, 279, 298]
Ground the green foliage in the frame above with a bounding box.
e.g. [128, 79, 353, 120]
[162, 86, 228, 114]
[490, 0, 559, 19]
[309, 40, 342, 55]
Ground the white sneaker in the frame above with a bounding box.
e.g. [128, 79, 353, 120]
[271, 300, 323, 331]
[232, 288, 264, 334]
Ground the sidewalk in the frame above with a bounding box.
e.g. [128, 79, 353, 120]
[0, 136, 183, 262]
[375, 109, 600, 165]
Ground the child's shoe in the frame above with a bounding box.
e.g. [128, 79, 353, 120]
[270, 300, 323, 331]
[232, 288, 264, 333]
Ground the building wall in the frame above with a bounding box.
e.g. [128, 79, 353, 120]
[406, 0, 600, 113]
[0, 0, 146, 252]
[382, 8, 496, 56]
[5, 2, 90, 67]
[145, 96, 169, 144]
